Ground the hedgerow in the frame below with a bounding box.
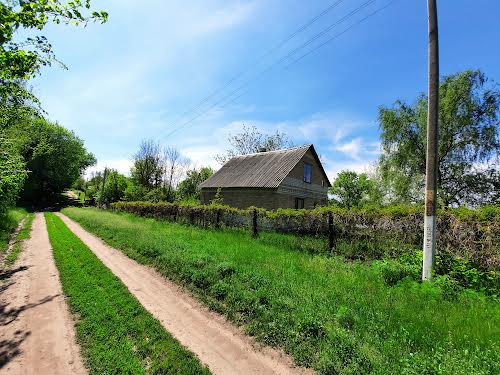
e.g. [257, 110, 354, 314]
[110, 202, 499, 272]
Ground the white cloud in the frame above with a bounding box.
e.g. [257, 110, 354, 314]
[334, 137, 363, 159]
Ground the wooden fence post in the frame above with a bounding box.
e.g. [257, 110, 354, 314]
[328, 212, 335, 251]
[215, 209, 221, 229]
[252, 208, 258, 238]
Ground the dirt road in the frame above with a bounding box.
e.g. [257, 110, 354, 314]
[0, 213, 86, 375]
[57, 213, 313, 375]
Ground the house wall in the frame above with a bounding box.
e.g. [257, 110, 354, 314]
[201, 188, 294, 210]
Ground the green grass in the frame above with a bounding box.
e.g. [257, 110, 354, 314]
[4, 212, 35, 265]
[0, 208, 29, 254]
[62, 207, 500, 375]
[44, 212, 210, 375]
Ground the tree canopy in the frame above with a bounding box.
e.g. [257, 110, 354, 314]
[378, 70, 499, 207]
[329, 170, 381, 208]
[215, 125, 292, 164]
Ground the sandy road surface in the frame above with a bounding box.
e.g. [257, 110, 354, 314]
[57, 213, 313, 375]
[0, 213, 86, 375]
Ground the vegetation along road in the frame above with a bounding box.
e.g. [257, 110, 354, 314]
[56, 212, 309, 375]
[0, 213, 85, 375]
[61, 207, 500, 374]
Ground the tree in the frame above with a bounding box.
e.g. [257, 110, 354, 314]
[0, 0, 108, 80]
[0, 133, 26, 212]
[131, 140, 162, 189]
[329, 170, 381, 208]
[163, 146, 190, 201]
[215, 125, 293, 164]
[6, 117, 95, 202]
[97, 169, 128, 204]
[176, 167, 213, 201]
[378, 70, 499, 207]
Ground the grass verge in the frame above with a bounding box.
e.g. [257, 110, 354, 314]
[4, 212, 35, 265]
[62, 207, 500, 375]
[0, 208, 29, 254]
[44, 212, 210, 375]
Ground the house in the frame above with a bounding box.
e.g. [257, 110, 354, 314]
[200, 144, 331, 209]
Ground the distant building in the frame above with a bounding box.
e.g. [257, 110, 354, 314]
[200, 144, 331, 209]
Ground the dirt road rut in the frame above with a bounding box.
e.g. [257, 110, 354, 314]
[57, 213, 312, 375]
[0, 213, 86, 375]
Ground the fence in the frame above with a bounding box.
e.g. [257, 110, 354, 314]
[110, 201, 500, 271]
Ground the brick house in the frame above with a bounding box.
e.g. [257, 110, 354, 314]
[200, 144, 331, 209]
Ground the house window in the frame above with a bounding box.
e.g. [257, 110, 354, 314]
[295, 198, 304, 209]
[303, 163, 312, 183]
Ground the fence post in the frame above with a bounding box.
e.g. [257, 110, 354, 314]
[328, 212, 335, 251]
[252, 208, 258, 238]
[215, 209, 221, 229]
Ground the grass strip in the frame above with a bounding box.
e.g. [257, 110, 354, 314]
[44, 212, 210, 375]
[4, 212, 35, 265]
[62, 207, 500, 375]
[0, 208, 29, 254]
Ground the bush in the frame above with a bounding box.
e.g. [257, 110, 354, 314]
[111, 201, 500, 272]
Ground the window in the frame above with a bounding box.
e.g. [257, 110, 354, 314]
[295, 198, 304, 209]
[303, 163, 312, 183]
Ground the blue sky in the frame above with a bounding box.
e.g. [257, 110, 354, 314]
[30, 0, 500, 179]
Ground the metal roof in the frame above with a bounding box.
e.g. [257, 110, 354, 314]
[200, 144, 331, 189]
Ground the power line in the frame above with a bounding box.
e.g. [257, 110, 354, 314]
[161, 0, 346, 131]
[162, 0, 394, 139]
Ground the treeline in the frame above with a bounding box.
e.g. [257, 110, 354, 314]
[0, 1, 107, 216]
[75, 140, 214, 205]
[331, 70, 499, 209]
[1, 84, 95, 211]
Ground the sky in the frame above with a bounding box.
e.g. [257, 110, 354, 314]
[28, 0, 500, 179]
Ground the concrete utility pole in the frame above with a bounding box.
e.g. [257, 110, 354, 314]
[422, 0, 439, 281]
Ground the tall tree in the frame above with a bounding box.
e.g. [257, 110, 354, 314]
[329, 170, 381, 208]
[0, 133, 26, 212]
[163, 146, 190, 201]
[176, 167, 213, 201]
[378, 70, 499, 207]
[215, 125, 292, 164]
[6, 118, 95, 202]
[131, 140, 162, 189]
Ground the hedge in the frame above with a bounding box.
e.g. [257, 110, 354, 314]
[110, 202, 500, 271]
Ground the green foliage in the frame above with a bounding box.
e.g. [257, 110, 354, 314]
[210, 187, 224, 205]
[0, 207, 28, 253]
[111, 201, 500, 271]
[329, 170, 382, 208]
[0, 1, 108, 80]
[378, 70, 500, 207]
[176, 167, 213, 201]
[63, 207, 500, 375]
[0, 133, 26, 212]
[45, 213, 209, 374]
[96, 169, 128, 204]
[4, 211, 34, 266]
[4, 117, 95, 202]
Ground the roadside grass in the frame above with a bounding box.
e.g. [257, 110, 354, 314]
[4, 212, 35, 265]
[44, 212, 210, 375]
[0, 208, 29, 254]
[62, 207, 500, 375]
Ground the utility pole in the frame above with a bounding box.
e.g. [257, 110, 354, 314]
[422, 0, 439, 281]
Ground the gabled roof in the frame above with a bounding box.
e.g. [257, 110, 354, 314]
[200, 144, 331, 189]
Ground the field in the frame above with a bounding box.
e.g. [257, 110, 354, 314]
[62, 207, 500, 374]
[45, 212, 209, 374]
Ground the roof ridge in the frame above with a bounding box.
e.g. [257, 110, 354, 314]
[233, 144, 312, 158]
